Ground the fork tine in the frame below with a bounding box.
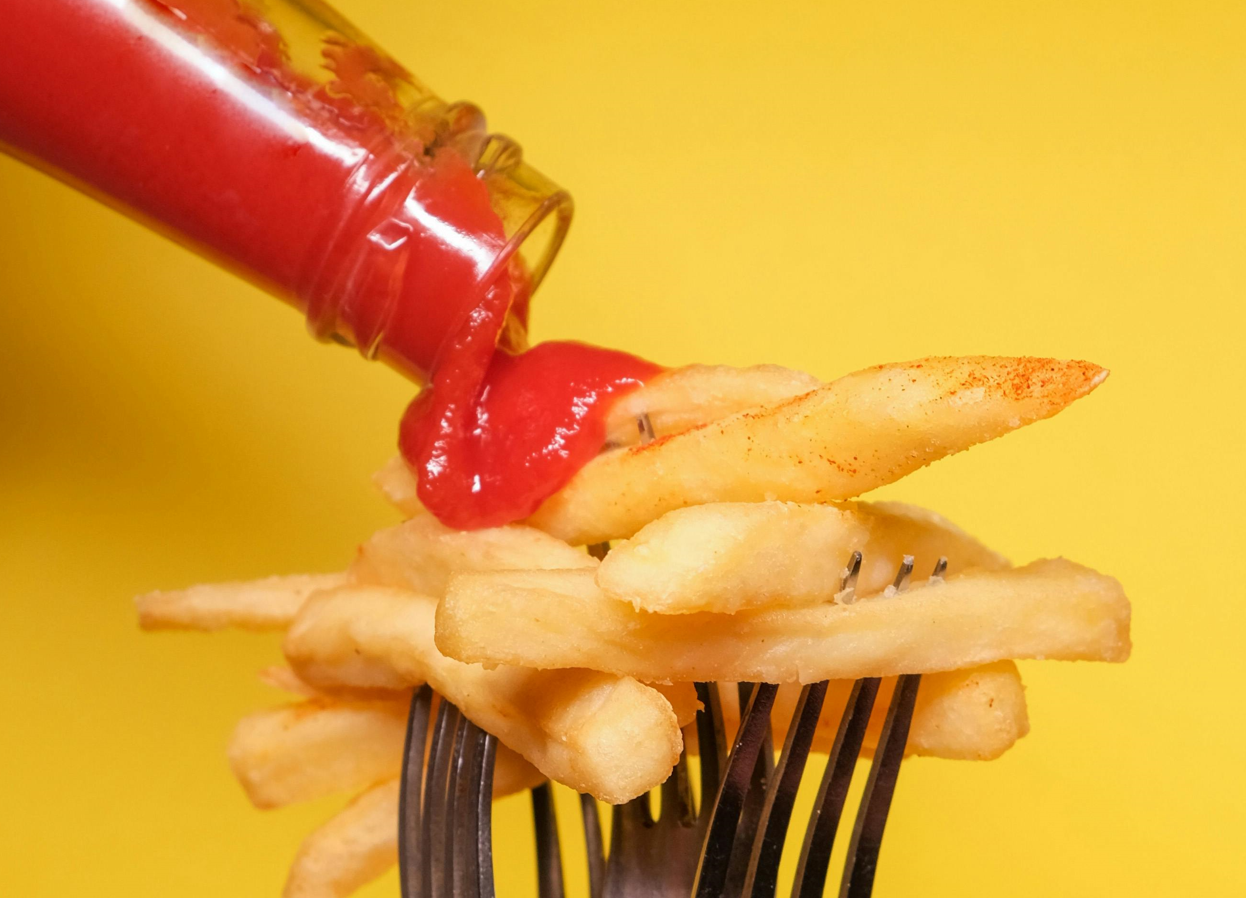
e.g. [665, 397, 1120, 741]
[888, 556, 914, 594]
[424, 699, 461, 898]
[476, 732, 498, 898]
[612, 790, 653, 847]
[532, 783, 566, 898]
[452, 719, 485, 898]
[691, 682, 778, 898]
[443, 713, 470, 893]
[580, 794, 606, 898]
[741, 681, 830, 898]
[837, 673, 922, 898]
[837, 552, 864, 605]
[660, 751, 696, 826]
[725, 684, 776, 894]
[399, 685, 434, 898]
[790, 678, 881, 898]
[695, 682, 728, 805]
[637, 412, 656, 443]
[739, 684, 777, 785]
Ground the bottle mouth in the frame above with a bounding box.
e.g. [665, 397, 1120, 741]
[475, 133, 574, 294]
[303, 101, 574, 378]
[510, 187, 574, 293]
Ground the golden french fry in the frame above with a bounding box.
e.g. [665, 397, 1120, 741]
[283, 780, 399, 898]
[350, 515, 594, 596]
[284, 585, 694, 803]
[229, 696, 544, 809]
[228, 699, 409, 810]
[135, 573, 346, 632]
[597, 502, 867, 613]
[528, 357, 1108, 544]
[436, 559, 1131, 684]
[258, 665, 331, 699]
[491, 740, 550, 796]
[371, 455, 424, 518]
[711, 663, 1029, 762]
[597, 499, 1009, 614]
[370, 365, 822, 519]
[604, 364, 820, 446]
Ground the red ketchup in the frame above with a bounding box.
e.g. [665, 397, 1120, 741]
[0, 0, 658, 531]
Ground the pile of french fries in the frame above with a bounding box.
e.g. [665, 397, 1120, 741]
[136, 356, 1131, 898]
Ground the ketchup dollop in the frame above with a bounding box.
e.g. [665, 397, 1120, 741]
[402, 339, 661, 529]
[0, 0, 658, 531]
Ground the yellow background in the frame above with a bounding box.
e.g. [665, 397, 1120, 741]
[2, 0, 1243, 894]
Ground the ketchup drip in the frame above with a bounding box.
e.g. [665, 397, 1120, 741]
[0, 0, 658, 531]
[402, 339, 661, 529]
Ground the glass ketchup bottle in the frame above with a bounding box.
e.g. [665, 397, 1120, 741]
[0, 0, 662, 531]
[0, 0, 572, 381]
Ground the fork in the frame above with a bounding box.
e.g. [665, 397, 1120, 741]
[398, 552, 938, 898]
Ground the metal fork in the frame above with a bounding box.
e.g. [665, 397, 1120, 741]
[398, 553, 939, 898]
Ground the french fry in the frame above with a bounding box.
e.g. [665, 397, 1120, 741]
[283, 780, 399, 898]
[258, 665, 332, 699]
[849, 501, 1010, 595]
[370, 365, 823, 519]
[229, 697, 544, 809]
[228, 699, 409, 810]
[135, 573, 346, 632]
[711, 663, 1029, 762]
[490, 739, 550, 796]
[284, 585, 694, 803]
[436, 559, 1131, 684]
[528, 356, 1109, 543]
[371, 455, 424, 519]
[596, 499, 1008, 614]
[604, 364, 820, 446]
[597, 502, 866, 613]
[350, 515, 594, 596]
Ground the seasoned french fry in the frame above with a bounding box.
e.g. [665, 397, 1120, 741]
[370, 365, 823, 519]
[283, 780, 399, 898]
[371, 455, 424, 519]
[135, 573, 347, 632]
[350, 515, 593, 596]
[711, 663, 1029, 762]
[604, 364, 820, 446]
[228, 699, 409, 810]
[284, 585, 694, 803]
[528, 357, 1109, 543]
[229, 697, 543, 809]
[596, 500, 1009, 614]
[436, 559, 1131, 684]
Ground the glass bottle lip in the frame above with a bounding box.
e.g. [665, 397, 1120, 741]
[507, 184, 574, 294]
